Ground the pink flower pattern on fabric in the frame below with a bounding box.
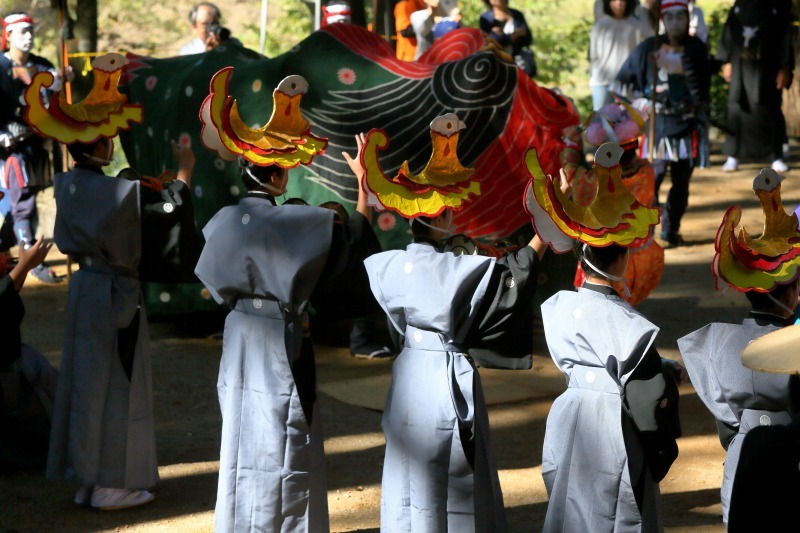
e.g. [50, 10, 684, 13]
[337, 68, 356, 85]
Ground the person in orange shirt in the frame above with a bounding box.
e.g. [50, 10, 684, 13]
[395, 0, 425, 61]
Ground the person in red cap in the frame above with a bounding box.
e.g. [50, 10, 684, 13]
[0, 12, 71, 283]
[615, 0, 713, 248]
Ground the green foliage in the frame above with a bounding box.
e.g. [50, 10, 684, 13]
[706, 3, 730, 128]
[259, 0, 313, 57]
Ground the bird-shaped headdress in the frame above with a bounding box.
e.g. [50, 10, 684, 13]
[524, 142, 661, 253]
[360, 113, 480, 218]
[199, 68, 327, 168]
[713, 169, 800, 292]
[24, 53, 143, 144]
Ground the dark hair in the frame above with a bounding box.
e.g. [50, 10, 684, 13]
[745, 278, 800, 312]
[189, 2, 221, 24]
[602, 0, 637, 18]
[577, 243, 628, 278]
[481, 0, 509, 8]
[67, 139, 102, 165]
[237, 158, 283, 191]
[410, 215, 435, 239]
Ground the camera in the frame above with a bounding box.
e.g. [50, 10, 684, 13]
[206, 23, 231, 42]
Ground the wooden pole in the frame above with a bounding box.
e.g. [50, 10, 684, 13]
[57, 5, 74, 278]
[648, 42, 657, 162]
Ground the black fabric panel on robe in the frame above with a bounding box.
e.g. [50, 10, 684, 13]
[291, 337, 317, 425]
[309, 211, 383, 321]
[728, 414, 800, 532]
[0, 275, 24, 370]
[139, 180, 202, 284]
[623, 347, 681, 484]
[465, 246, 538, 370]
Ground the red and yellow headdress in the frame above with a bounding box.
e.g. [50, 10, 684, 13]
[524, 142, 661, 253]
[199, 68, 327, 168]
[713, 169, 800, 292]
[360, 113, 481, 218]
[24, 53, 143, 144]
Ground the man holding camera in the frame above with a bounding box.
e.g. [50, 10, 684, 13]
[0, 13, 69, 283]
[179, 2, 239, 55]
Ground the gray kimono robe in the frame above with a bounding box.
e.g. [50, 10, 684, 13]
[195, 194, 379, 533]
[47, 166, 193, 489]
[678, 314, 795, 525]
[541, 284, 679, 533]
[364, 241, 539, 533]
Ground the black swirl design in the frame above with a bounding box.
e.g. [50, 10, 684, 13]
[305, 52, 517, 202]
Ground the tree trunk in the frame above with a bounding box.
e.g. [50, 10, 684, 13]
[73, 0, 98, 53]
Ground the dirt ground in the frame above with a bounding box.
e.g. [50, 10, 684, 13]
[2, 144, 797, 532]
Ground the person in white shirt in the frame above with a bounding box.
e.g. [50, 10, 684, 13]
[590, 0, 653, 110]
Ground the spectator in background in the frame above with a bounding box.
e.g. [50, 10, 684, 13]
[410, 0, 461, 59]
[479, 0, 536, 77]
[688, 0, 708, 43]
[0, 12, 68, 283]
[717, 0, 794, 173]
[395, 0, 425, 61]
[178, 2, 239, 55]
[590, 0, 653, 110]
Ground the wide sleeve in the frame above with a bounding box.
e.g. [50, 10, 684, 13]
[0, 275, 24, 369]
[683, 38, 712, 107]
[464, 246, 539, 370]
[715, 7, 735, 63]
[512, 10, 533, 49]
[138, 180, 202, 284]
[309, 211, 383, 320]
[614, 39, 650, 96]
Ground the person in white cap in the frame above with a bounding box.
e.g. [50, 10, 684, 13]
[678, 167, 800, 526]
[0, 12, 71, 283]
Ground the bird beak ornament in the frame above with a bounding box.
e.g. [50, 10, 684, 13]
[24, 53, 143, 144]
[713, 169, 800, 292]
[524, 142, 661, 253]
[199, 68, 327, 168]
[360, 113, 480, 218]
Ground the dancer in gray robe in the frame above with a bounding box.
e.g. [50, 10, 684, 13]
[679, 309, 798, 525]
[540, 246, 681, 533]
[366, 228, 544, 532]
[678, 167, 800, 525]
[357, 114, 549, 531]
[46, 138, 196, 509]
[529, 144, 682, 532]
[195, 158, 380, 532]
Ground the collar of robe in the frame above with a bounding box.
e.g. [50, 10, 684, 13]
[748, 310, 792, 328]
[582, 281, 621, 298]
[245, 191, 277, 205]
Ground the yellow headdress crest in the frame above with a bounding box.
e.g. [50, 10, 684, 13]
[199, 68, 327, 168]
[24, 53, 143, 144]
[524, 142, 660, 252]
[713, 169, 800, 292]
[360, 113, 481, 218]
